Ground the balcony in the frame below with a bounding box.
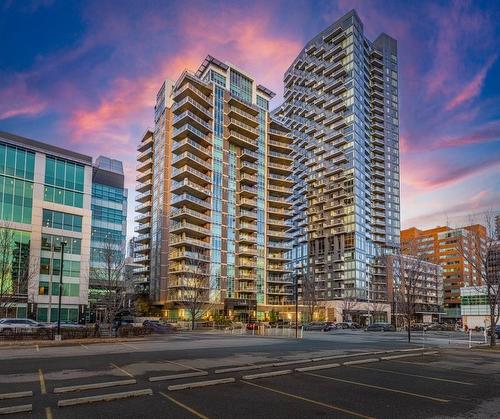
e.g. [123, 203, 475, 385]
[228, 118, 259, 139]
[173, 110, 212, 134]
[172, 151, 211, 172]
[240, 173, 258, 185]
[268, 150, 292, 164]
[135, 201, 152, 213]
[171, 207, 211, 224]
[172, 124, 211, 147]
[239, 185, 258, 198]
[268, 139, 290, 152]
[170, 234, 211, 249]
[137, 147, 153, 163]
[237, 222, 257, 233]
[171, 179, 211, 199]
[136, 190, 152, 203]
[238, 233, 257, 244]
[228, 106, 259, 127]
[173, 82, 212, 107]
[136, 180, 152, 194]
[171, 221, 210, 238]
[241, 149, 259, 162]
[268, 161, 292, 175]
[268, 173, 293, 186]
[237, 246, 258, 256]
[268, 129, 291, 143]
[238, 209, 257, 220]
[172, 165, 211, 185]
[227, 130, 258, 150]
[134, 212, 151, 223]
[136, 159, 152, 173]
[169, 250, 210, 262]
[240, 161, 258, 174]
[136, 168, 152, 183]
[171, 193, 210, 212]
[137, 135, 153, 152]
[173, 96, 212, 120]
[134, 223, 151, 234]
[268, 183, 291, 196]
[172, 138, 211, 160]
[268, 241, 292, 250]
[136, 233, 150, 244]
[268, 194, 291, 208]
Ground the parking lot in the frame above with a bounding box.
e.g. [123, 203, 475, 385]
[0, 332, 498, 418]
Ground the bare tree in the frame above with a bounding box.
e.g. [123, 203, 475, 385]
[89, 240, 127, 332]
[341, 294, 359, 322]
[456, 213, 500, 347]
[301, 270, 317, 323]
[391, 240, 429, 343]
[0, 226, 37, 317]
[170, 256, 213, 331]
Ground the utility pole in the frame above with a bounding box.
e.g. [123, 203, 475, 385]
[56, 241, 67, 340]
[295, 273, 298, 339]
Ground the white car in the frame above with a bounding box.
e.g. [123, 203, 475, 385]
[0, 318, 46, 334]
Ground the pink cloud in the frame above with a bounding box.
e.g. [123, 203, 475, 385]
[402, 155, 500, 191]
[445, 55, 497, 111]
[0, 76, 47, 120]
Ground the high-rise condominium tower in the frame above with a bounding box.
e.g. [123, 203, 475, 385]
[135, 57, 294, 320]
[276, 9, 400, 322]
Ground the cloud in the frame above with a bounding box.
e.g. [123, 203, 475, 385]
[402, 154, 500, 191]
[445, 55, 497, 111]
[0, 76, 47, 120]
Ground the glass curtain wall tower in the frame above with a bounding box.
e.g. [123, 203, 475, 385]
[276, 10, 400, 322]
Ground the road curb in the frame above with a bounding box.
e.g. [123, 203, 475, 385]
[272, 359, 312, 367]
[57, 389, 153, 407]
[54, 379, 136, 393]
[0, 391, 33, 400]
[296, 363, 341, 372]
[343, 358, 380, 365]
[215, 364, 274, 374]
[243, 370, 292, 380]
[149, 371, 208, 382]
[0, 404, 32, 415]
[311, 352, 373, 362]
[168, 378, 235, 391]
[381, 351, 438, 360]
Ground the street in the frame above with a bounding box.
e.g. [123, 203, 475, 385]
[0, 330, 499, 418]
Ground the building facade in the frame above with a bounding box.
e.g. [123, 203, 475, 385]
[275, 9, 400, 320]
[0, 131, 127, 322]
[135, 57, 294, 320]
[401, 225, 486, 321]
[88, 156, 128, 320]
[0, 131, 92, 322]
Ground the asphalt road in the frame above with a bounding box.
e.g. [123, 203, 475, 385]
[0, 331, 498, 418]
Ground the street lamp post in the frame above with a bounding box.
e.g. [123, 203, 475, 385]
[295, 273, 298, 339]
[56, 241, 67, 339]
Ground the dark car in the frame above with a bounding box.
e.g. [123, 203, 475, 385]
[303, 322, 327, 331]
[366, 323, 396, 332]
[336, 322, 360, 330]
[323, 322, 337, 332]
[486, 325, 500, 339]
[112, 316, 134, 331]
[143, 320, 176, 334]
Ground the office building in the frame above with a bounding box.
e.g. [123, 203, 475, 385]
[0, 131, 127, 322]
[88, 156, 128, 320]
[401, 225, 486, 320]
[135, 56, 294, 320]
[380, 254, 443, 325]
[0, 131, 92, 322]
[275, 9, 400, 321]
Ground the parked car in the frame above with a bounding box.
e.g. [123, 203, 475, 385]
[366, 323, 396, 332]
[269, 320, 291, 328]
[112, 316, 134, 331]
[143, 320, 176, 334]
[336, 322, 361, 329]
[303, 322, 327, 331]
[322, 322, 337, 332]
[0, 318, 47, 334]
[486, 325, 500, 339]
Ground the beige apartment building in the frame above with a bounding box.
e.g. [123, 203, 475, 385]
[135, 56, 294, 321]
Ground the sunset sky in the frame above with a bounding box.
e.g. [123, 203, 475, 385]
[1, 0, 499, 238]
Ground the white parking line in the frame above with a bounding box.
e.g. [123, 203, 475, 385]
[57, 389, 153, 407]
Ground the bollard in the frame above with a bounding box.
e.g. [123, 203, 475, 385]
[468, 330, 472, 349]
[422, 328, 425, 350]
[484, 329, 487, 344]
[300, 326, 303, 339]
[252, 327, 255, 336]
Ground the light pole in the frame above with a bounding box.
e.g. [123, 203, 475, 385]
[56, 241, 67, 339]
[295, 273, 298, 339]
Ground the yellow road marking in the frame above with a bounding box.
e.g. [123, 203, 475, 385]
[38, 369, 46, 395]
[352, 365, 475, 386]
[159, 391, 209, 419]
[166, 359, 203, 372]
[45, 407, 52, 419]
[121, 342, 139, 350]
[241, 380, 375, 419]
[304, 372, 449, 403]
[110, 363, 134, 378]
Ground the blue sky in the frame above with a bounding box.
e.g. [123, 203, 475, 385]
[1, 0, 499, 237]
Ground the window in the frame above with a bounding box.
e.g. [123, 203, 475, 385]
[230, 70, 252, 103]
[42, 209, 82, 232]
[44, 157, 85, 208]
[41, 234, 81, 255]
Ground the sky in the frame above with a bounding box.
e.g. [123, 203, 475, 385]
[1, 0, 499, 239]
